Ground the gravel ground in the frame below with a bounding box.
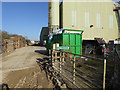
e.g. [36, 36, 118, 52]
[2, 46, 54, 88]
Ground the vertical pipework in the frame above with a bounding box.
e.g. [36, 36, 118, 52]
[113, 4, 120, 38]
[48, 2, 52, 34]
[115, 10, 120, 38]
[48, 0, 59, 34]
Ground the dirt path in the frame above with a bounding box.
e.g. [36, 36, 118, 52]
[2, 46, 54, 88]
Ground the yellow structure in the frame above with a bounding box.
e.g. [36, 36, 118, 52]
[25, 44, 27, 46]
[60, 0, 120, 42]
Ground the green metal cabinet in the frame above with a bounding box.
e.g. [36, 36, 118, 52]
[46, 29, 84, 55]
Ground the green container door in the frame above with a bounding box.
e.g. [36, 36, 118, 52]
[63, 33, 82, 55]
[46, 29, 83, 56]
[76, 34, 82, 54]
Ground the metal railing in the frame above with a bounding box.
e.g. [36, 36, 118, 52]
[51, 49, 107, 88]
[113, 45, 120, 88]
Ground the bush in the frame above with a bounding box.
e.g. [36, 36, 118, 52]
[2, 31, 10, 39]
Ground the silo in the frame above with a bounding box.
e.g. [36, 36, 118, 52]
[48, 0, 59, 34]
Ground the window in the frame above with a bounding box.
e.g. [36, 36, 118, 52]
[72, 10, 77, 27]
[85, 12, 89, 27]
[109, 15, 113, 29]
[96, 13, 101, 28]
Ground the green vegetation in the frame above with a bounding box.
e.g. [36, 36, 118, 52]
[2, 31, 18, 39]
[2, 31, 11, 39]
[1, 31, 32, 45]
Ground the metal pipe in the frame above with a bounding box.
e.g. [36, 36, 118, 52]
[113, 5, 120, 38]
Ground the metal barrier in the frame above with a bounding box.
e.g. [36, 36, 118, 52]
[113, 45, 120, 88]
[51, 49, 107, 88]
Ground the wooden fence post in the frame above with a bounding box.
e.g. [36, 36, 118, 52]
[63, 52, 65, 62]
[52, 44, 56, 68]
[73, 55, 76, 84]
[60, 52, 62, 74]
[103, 59, 106, 90]
[102, 45, 107, 90]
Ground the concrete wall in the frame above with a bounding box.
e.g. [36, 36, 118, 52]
[60, 1, 119, 42]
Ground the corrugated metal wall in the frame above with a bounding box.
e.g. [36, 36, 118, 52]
[60, 1, 119, 42]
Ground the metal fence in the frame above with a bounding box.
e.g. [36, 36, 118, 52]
[51, 49, 107, 88]
[48, 44, 120, 89]
[112, 45, 120, 88]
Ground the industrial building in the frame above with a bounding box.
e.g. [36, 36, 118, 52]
[40, 27, 49, 46]
[39, 1, 120, 88]
[48, 0, 120, 42]
[47, 0, 120, 55]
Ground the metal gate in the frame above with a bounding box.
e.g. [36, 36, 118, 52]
[50, 44, 120, 89]
[51, 49, 106, 88]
